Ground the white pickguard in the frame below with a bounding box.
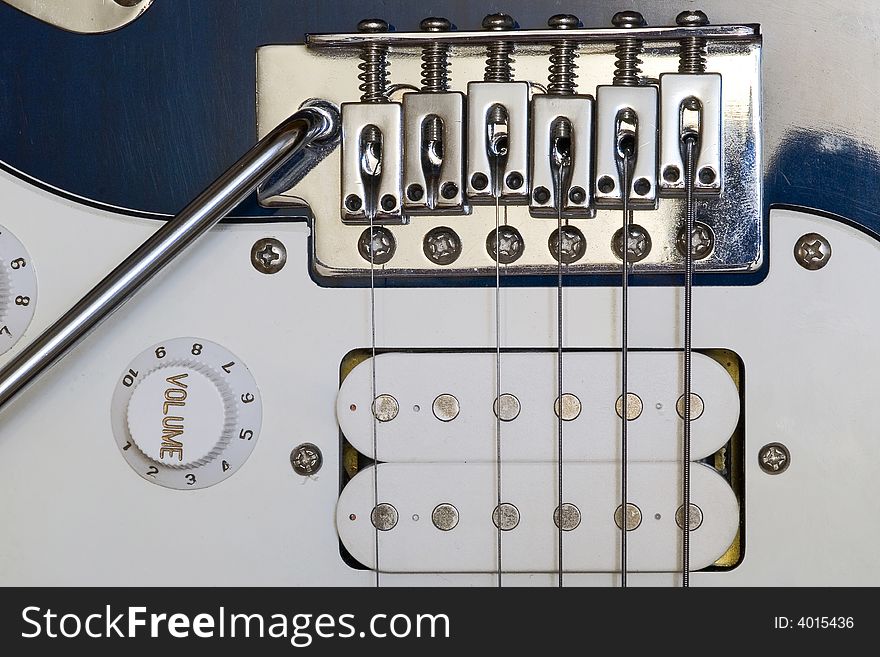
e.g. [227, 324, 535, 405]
[0, 168, 876, 586]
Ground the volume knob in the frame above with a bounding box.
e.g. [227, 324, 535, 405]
[111, 338, 262, 490]
[125, 361, 236, 469]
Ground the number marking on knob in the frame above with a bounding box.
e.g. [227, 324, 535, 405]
[0, 224, 38, 355]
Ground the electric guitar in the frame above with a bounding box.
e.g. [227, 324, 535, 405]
[0, 0, 877, 587]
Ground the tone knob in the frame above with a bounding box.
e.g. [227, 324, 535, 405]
[0, 223, 38, 356]
[125, 360, 236, 469]
[111, 338, 262, 490]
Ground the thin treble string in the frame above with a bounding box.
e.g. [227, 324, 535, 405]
[368, 174, 379, 588]
[682, 136, 697, 587]
[556, 190, 564, 587]
[620, 157, 631, 589]
[494, 179, 503, 589]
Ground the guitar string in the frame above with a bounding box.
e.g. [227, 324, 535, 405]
[368, 169, 379, 588]
[620, 156, 630, 588]
[682, 136, 697, 587]
[556, 176, 564, 588]
[494, 171, 503, 588]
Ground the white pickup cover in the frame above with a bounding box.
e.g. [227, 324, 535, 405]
[337, 461, 739, 573]
[338, 351, 739, 463]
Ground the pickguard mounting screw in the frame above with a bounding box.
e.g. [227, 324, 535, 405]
[759, 442, 790, 475]
[290, 443, 323, 476]
[794, 233, 831, 270]
[251, 238, 287, 274]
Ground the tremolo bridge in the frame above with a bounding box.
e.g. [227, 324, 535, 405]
[256, 15, 762, 282]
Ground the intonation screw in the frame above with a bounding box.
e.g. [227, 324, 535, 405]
[611, 11, 647, 87]
[357, 19, 390, 103]
[547, 14, 580, 95]
[420, 17, 452, 92]
[676, 10, 709, 74]
[482, 13, 516, 83]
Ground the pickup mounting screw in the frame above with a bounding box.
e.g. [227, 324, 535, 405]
[794, 233, 831, 270]
[251, 238, 287, 274]
[759, 442, 790, 475]
[290, 443, 322, 476]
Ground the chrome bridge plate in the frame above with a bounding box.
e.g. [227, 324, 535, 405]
[256, 28, 762, 281]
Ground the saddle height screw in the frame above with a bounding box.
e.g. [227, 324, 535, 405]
[547, 14, 580, 95]
[482, 13, 516, 83]
[357, 18, 391, 102]
[611, 11, 647, 87]
[676, 10, 709, 74]
[420, 17, 452, 92]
